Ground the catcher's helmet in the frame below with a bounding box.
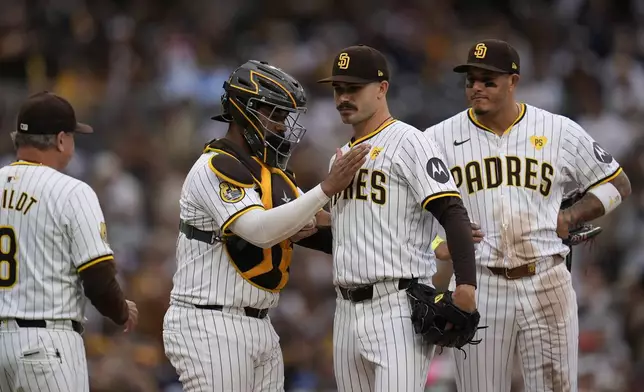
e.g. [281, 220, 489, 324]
[212, 60, 307, 170]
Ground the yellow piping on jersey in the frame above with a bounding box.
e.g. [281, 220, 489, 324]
[588, 167, 622, 190]
[9, 161, 42, 166]
[77, 254, 114, 273]
[421, 192, 461, 210]
[467, 103, 526, 135]
[349, 118, 397, 147]
[220, 205, 265, 235]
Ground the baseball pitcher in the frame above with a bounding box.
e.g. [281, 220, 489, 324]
[316, 45, 481, 392]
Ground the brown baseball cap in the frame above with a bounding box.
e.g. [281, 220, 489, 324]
[453, 39, 520, 75]
[317, 45, 390, 84]
[16, 91, 93, 135]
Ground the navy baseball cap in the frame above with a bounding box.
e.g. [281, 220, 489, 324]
[453, 39, 520, 75]
[16, 91, 93, 135]
[317, 45, 390, 84]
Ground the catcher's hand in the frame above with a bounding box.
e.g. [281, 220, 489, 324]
[406, 282, 485, 356]
[559, 189, 603, 246]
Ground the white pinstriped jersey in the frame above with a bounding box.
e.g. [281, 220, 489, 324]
[427, 103, 622, 268]
[169, 152, 286, 310]
[330, 119, 461, 287]
[0, 162, 113, 321]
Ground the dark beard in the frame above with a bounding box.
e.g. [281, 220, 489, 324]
[473, 107, 489, 116]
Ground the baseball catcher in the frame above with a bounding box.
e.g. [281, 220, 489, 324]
[560, 189, 604, 271]
[406, 281, 484, 355]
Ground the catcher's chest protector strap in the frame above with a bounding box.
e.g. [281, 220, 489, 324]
[204, 138, 299, 292]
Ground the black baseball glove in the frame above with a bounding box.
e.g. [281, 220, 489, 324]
[406, 281, 484, 355]
[560, 189, 603, 246]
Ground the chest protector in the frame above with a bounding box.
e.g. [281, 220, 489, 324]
[204, 138, 299, 292]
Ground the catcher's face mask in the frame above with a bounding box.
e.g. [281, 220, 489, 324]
[247, 100, 307, 170]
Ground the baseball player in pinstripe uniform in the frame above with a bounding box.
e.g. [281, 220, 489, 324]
[315, 45, 480, 392]
[162, 60, 369, 391]
[426, 39, 632, 392]
[0, 92, 138, 392]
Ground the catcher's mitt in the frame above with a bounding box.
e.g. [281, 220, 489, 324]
[406, 281, 484, 356]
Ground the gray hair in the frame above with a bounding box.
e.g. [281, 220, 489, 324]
[10, 132, 58, 150]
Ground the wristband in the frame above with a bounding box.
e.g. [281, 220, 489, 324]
[588, 182, 622, 215]
[431, 235, 445, 251]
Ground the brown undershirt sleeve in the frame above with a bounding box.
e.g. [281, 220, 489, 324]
[426, 196, 477, 287]
[78, 259, 129, 325]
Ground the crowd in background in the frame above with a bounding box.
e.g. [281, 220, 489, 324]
[1, 0, 644, 391]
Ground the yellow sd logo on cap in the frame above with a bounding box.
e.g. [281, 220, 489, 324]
[473, 43, 487, 59]
[337, 53, 350, 69]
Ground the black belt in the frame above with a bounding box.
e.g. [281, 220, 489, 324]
[14, 319, 83, 334]
[194, 304, 269, 319]
[339, 278, 416, 303]
[180, 220, 218, 245]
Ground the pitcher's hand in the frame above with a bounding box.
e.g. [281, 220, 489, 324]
[452, 284, 476, 313]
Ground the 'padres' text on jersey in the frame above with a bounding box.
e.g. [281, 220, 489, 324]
[427, 103, 621, 268]
[0, 162, 113, 321]
[330, 119, 461, 287]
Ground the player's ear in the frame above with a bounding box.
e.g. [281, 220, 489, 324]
[509, 74, 520, 89]
[55, 131, 66, 152]
[378, 81, 389, 99]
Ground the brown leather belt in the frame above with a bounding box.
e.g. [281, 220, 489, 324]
[488, 262, 536, 279]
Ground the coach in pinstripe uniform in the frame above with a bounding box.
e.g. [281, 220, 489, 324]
[0, 92, 139, 392]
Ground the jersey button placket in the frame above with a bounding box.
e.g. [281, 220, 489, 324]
[498, 138, 511, 265]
